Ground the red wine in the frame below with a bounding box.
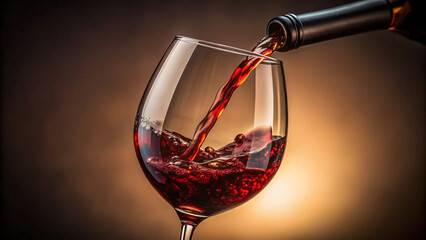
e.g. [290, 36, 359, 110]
[180, 30, 285, 160]
[134, 121, 286, 219]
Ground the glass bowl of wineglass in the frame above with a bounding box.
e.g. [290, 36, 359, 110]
[134, 35, 287, 239]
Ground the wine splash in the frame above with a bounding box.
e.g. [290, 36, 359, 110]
[135, 121, 285, 218]
[180, 30, 285, 160]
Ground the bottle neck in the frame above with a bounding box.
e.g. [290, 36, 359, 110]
[267, 0, 416, 52]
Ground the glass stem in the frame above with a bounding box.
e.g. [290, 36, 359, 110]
[180, 224, 196, 240]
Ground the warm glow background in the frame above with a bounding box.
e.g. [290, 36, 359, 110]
[1, 0, 424, 239]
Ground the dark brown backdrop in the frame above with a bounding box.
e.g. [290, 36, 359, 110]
[1, 0, 425, 239]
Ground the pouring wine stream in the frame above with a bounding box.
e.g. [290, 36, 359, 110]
[180, 30, 285, 161]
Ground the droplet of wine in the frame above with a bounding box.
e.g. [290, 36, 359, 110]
[234, 134, 245, 144]
[205, 146, 215, 154]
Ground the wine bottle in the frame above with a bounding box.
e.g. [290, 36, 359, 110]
[267, 0, 425, 52]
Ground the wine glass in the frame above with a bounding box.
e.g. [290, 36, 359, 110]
[134, 36, 288, 240]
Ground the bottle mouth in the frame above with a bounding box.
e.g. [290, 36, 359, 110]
[267, 14, 303, 52]
[175, 36, 282, 64]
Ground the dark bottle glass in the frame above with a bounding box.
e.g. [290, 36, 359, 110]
[267, 0, 425, 52]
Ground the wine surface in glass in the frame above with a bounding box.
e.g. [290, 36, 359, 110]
[135, 122, 285, 219]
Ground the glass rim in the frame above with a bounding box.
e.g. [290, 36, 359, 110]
[175, 35, 282, 64]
